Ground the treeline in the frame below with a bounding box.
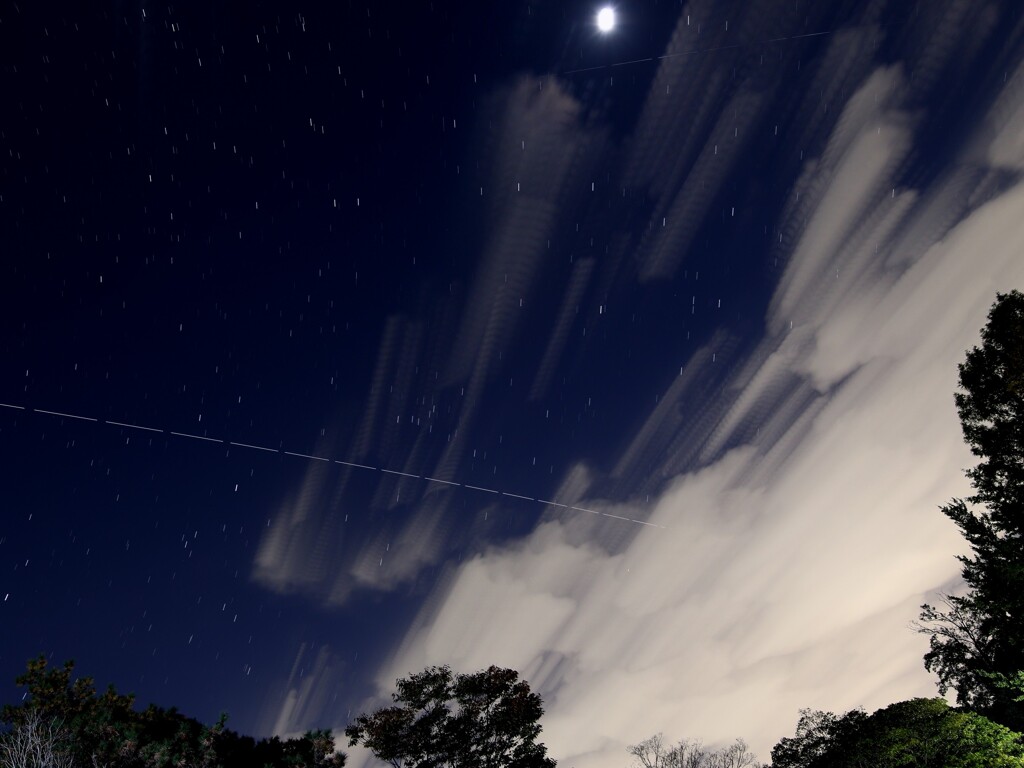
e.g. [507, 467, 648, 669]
[0, 656, 345, 768]
[0, 660, 554, 768]
[2, 291, 1022, 767]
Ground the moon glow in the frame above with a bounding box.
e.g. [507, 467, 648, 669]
[597, 7, 616, 33]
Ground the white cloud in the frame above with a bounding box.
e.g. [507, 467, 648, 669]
[252, 6, 1024, 764]
[354, 59, 1024, 768]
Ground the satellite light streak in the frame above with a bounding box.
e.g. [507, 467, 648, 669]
[0, 400, 665, 529]
[380, 468, 422, 479]
[34, 408, 97, 422]
[169, 431, 223, 443]
[107, 419, 163, 433]
[563, 25, 843, 75]
[283, 450, 331, 462]
[229, 440, 278, 453]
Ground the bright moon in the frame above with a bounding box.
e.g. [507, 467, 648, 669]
[596, 7, 616, 33]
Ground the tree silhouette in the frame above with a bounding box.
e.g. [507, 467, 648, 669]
[345, 665, 555, 768]
[917, 290, 1024, 728]
[628, 733, 763, 768]
[1, 655, 345, 768]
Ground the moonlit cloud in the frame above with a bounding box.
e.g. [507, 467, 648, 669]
[347, 47, 1024, 768]
[987, 57, 1024, 171]
[265, 643, 346, 739]
[529, 257, 595, 401]
[433, 76, 608, 480]
[250, 76, 609, 606]
[252, 4, 1024, 765]
[251, 457, 339, 596]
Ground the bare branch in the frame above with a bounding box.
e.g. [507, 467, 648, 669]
[0, 709, 75, 768]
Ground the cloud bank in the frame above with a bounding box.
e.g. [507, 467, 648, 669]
[350, 21, 1024, 768]
[256, 3, 1024, 765]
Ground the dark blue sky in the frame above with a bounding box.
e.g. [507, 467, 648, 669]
[2, 2, 1023, 765]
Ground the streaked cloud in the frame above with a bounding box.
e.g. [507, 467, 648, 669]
[253, 4, 1024, 765]
[265, 643, 346, 739]
[351, 41, 1024, 768]
[250, 75, 609, 606]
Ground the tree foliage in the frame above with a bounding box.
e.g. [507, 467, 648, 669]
[769, 709, 868, 768]
[345, 665, 555, 768]
[0, 655, 345, 768]
[956, 290, 1024, 514]
[917, 290, 1024, 728]
[770, 698, 1024, 768]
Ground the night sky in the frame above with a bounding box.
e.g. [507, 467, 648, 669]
[3, 1, 1024, 766]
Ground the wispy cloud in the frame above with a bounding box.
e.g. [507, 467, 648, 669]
[354, 39, 1024, 768]
[529, 257, 595, 401]
[434, 75, 607, 478]
[249, 75, 609, 606]
[252, 4, 1024, 764]
[264, 643, 346, 739]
